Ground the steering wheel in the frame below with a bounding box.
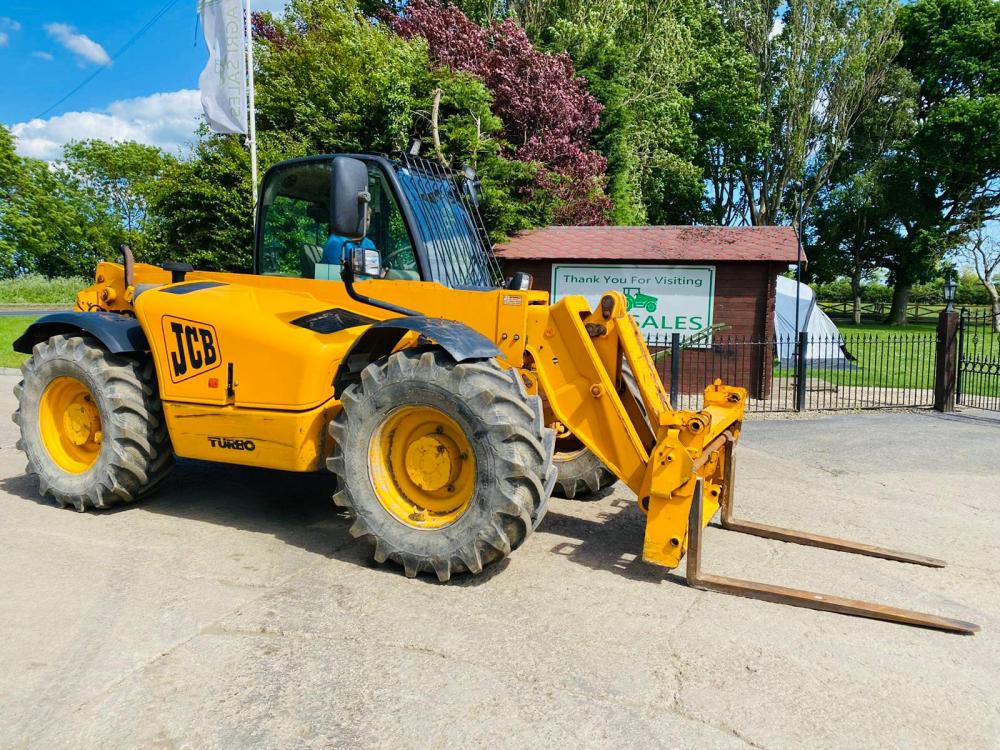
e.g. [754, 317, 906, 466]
[380, 243, 416, 271]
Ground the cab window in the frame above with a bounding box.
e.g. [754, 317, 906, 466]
[259, 160, 419, 281]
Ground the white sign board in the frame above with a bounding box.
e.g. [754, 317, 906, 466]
[550, 264, 716, 346]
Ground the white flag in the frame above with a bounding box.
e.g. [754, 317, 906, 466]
[198, 0, 248, 135]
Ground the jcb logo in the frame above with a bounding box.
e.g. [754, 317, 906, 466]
[162, 316, 222, 383]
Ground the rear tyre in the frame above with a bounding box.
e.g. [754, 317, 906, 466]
[552, 442, 616, 500]
[551, 363, 651, 499]
[13, 334, 174, 511]
[327, 349, 556, 581]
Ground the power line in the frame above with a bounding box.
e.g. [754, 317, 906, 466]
[35, 0, 185, 120]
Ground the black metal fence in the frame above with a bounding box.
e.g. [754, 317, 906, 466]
[645, 329, 939, 414]
[957, 309, 1000, 411]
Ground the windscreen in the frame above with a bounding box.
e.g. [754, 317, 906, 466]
[395, 155, 502, 289]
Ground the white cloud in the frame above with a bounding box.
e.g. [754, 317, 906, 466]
[10, 90, 204, 161]
[44, 22, 111, 67]
[769, 18, 785, 40]
[1, 16, 21, 45]
[33, 51, 54, 61]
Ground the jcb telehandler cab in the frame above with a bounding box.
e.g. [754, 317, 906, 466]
[12, 153, 977, 633]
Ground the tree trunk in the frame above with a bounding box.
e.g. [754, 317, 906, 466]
[851, 265, 862, 325]
[888, 282, 912, 325]
[430, 88, 447, 167]
[987, 282, 1000, 334]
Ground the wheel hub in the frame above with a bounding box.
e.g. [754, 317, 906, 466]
[63, 400, 100, 446]
[404, 434, 459, 492]
[38, 376, 103, 473]
[369, 406, 475, 530]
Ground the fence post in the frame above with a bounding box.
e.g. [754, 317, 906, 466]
[934, 308, 959, 412]
[955, 308, 967, 404]
[670, 333, 681, 407]
[794, 331, 808, 411]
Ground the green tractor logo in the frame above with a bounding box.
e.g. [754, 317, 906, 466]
[623, 287, 658, 313]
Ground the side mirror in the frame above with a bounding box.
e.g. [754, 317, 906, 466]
[506, 271, 533, 291]
[329, 156, 371, 240]
[345, 242, 383, 278]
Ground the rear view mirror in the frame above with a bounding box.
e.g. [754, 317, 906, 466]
[348, 243, 382, 277]
[330, 157, 370, 240]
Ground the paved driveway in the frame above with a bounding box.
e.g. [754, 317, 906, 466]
[1, 373, 997, 748]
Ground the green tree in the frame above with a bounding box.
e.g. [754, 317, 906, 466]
[256, 0, 435, 155]
[543, 0, 712, 224]
[152, 0, 546, 263]
[878, 0, 1000, 323]
[713, 0, 901, 226]
[810, 173, 896, 324]
[149, 133, 255, 272]
[62, 140, 176, 259]
[809, 65, 917, 323]
[0, 126, 22, 277]
[0, 126, 119, 279]
[687, 8, 767, 226]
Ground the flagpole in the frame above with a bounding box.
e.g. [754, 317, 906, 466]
[243, 0, 259, 227]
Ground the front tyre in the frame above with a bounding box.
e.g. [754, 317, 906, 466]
[327, 349, 556, 581]
[13, 334, 174, 510]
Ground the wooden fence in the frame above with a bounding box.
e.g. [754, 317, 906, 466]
[818, 301, 993, 324]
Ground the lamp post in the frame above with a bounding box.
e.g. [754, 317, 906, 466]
[935, 270, 960, 412]
[788, 180, 807, 410]
[944, 273, 957, 314]
[788, 180, 805, 336]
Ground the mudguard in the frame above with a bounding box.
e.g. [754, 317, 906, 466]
[334, 317, 502, 396]
[12, 311, 148, 355]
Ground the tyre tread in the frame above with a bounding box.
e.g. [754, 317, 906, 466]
[14, 334, 174, 511]
[327, 349, 553, 580]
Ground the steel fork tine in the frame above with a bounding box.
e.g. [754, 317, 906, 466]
[686, 477, 979, 635]
[718, 450, 945, 568]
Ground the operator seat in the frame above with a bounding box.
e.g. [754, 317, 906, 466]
[300, 244, 323, 279]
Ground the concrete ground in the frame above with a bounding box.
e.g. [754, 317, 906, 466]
[0, 372, 998, 749]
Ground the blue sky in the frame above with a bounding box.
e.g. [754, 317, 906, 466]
[0, 0, 284, 159]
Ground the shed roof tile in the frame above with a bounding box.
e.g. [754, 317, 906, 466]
[495, 225, 801, 263]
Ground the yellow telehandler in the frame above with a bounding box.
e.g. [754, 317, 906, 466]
[12, 153, 977, 633]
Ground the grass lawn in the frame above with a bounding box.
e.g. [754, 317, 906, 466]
[0, 317, 38, 369]
[833, 321, 937, 336]
[0, 276, 88, 305]
[832, 322, 937, 388]
[772, 319, 998, 397]
[775, 322, 938, 390]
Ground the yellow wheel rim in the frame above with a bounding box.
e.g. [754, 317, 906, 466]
[38, 376, 103, 473]
[552, 422, 586, 463]
[369, 405, 476, 530]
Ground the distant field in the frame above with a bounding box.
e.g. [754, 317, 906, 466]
[834, 321, 937, 337]
[0, 276, 87, 305]
[774, 320, 998, 397]
[0, 317, 36, 369]
[775, 322, 939, 390]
